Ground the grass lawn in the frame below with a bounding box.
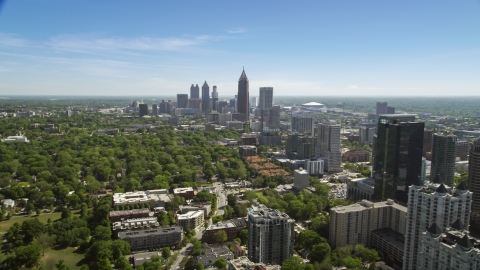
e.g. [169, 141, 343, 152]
[41, 247, 85, 270]
[0, 212, 63, 233]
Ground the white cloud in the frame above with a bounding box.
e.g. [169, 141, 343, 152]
[347, 84, 359, 89]
[227, 28, 246, 34]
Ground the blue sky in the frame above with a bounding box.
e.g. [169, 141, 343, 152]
[0, 0, 479, 96]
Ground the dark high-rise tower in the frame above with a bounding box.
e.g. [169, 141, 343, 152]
[430, 133, 457, 186]
[373, 115, 424, 204]
[177, 94, 188, 109]
[258, 87, 273, 110]
[212, 86, 218, 111]
[201, 81, 210, 113]
[190, 84, 199, 99]
[237, 69, 249, 121]
[468, 138, 480, 227]
[139, 104, 148, 117]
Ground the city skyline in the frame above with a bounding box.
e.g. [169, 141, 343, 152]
[0, 1, 480, 96]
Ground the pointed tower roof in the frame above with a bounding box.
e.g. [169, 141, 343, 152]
[203, 81, 209, 87]
[457, 234, 473, 250]
[428, 223, 442, 236]
[451, 219, 465, 231]
[456, 181, 468, 191]
[239, 68, 248, 81]
[436, 183, 448, 194]
[433, 174, 441, 184]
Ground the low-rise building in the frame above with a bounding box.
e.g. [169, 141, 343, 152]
[228, 256, 281, 270]
[112, 217, 159, 233]
[113, 189, 171, 208]
[118, 226, 183, 251]
[1, 199, 15, 209]
[197, 243, 234, 268]
[347, 177, 375, 202]
[180, 201, 212, 219]
[173, 187, 195, 200]
[239, 145, 257, 157]
[132, 252, 161, 268]
[342, 150, 370, 163]
[176, 210, 204, 230]
[109, 208, 151, 222]
[304, 157, 324, 175]
[203, 222, 237, 244]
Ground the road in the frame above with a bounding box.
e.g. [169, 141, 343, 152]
[215, 181, 226, 216]
[169, 243, 192, 270]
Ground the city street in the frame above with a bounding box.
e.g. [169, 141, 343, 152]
[170, 243, 192, 270]
[215, 181, 226, 216]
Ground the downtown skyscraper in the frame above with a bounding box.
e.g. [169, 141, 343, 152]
[237, 69, 249, 121]
[373, 115, 424, 204]
[469, 138, 480, 227]
[258, 87, 273, 110]
[430, 133, 457, 186]
[202, 81, 210, 113]
[190, 84, 199, 99]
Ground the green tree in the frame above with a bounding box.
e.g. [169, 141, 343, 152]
[281, 256, 305, 270]
[162, 247, 171, 258]
[21, 217, 45, 241]
[15, 241, 42, 268]
[295, 230, 324, 250]
[197, 262, 205, 270]
[38, 233, 55, 256]
[213, 230, 228, 243]
[213, 258, 227, 269]
[97, 258, 113, 270]
[55, 259, 71, 270]
[341, 257, 363, 269]
[239, 229, 248, 245]
[309, 243, 331, 263]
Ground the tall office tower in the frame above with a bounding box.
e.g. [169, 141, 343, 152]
[258, 87, 273, 110]
[139, 104, 148, 117]
[376, 102, 388, 115]
[211, 86, 218, 111]
[247, 204, 295, 265]
[430, 133, 457, 186]
[190, 84, 199, 99]
[403, 181, 472, 270]
[177, 94, 188, 109]
[456, 140, 470, 161]
[237, 69, 249, 121]
[469, 138, 480, 227]
[188, 98, 202, 110]
[373, 115, 424, 204]
[291, 116, 314, 136]
[359, 126, 376, 145]
[316, 122, 342, 173]
[251, 96, 257, 108]
[423, 130, 434, 158]
[218, 100, 228, 114]
[260, 105, 280, 134]
[159, 100, 173, 114]
[387, 106, 395, 114]
[201, 81, 210, 113]
[151, 104, 158, 116]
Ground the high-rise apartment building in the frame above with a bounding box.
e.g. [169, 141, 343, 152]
[177, 94, 188, 109]
[373, 115, 423, 204]
[139, 104, 148, 117]
[316, 122, 342, 173]
[212, 86, 218, 111]
[237, 69, 249, 121]
[286, 134, 316, 160]
[190, 84, 199, 99]
[248, 204, 295, 265]
[202, 81, 210, 113]
[456, 140, 470, 161]
[258, 87, 273, 110]
[359, 126, 376, 145]
[469, 138, 480, 227]
[291, 116, 314, 136]
[260, 105, 280, 134]
[423, 130, 434, 158]
[430, 133, 457, 186]
[188, 98, 202, 110]
[151, 104, 158, 116]
[159, 100, 173, 114]
[403, 181, 472, 270]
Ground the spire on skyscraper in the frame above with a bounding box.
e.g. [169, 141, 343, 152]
[239, 69, 248, 81]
